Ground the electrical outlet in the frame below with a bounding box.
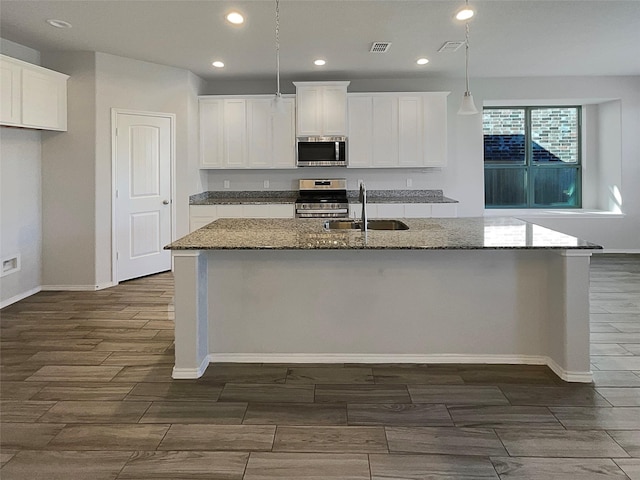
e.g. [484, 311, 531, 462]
[263, 180, 270, 189]
[223, 180, 230, 189]
[406, 178, 413, 188]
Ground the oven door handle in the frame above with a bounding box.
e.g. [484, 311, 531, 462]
[296, 208, 349, 214]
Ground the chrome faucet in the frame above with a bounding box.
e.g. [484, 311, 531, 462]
[359, 182, 367, 233]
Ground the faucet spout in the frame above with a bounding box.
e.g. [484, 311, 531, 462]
[359, 182, 367, 233]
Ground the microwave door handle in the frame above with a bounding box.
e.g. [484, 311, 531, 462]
[335, 142, 339, 161]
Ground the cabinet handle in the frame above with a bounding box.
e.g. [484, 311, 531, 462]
[162, 200, 170, 205]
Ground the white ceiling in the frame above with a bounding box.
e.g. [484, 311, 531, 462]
[1, 0, 639, 82]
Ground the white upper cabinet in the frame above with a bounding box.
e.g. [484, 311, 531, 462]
[0, 54, 69, 131]
[294, 81, 350, 136]
[347, 92, 449, 168]
[199, 95, 295, 169]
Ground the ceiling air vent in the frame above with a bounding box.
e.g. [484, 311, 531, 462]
[438, 41, 464, 53]
[370, 42, 392, 53]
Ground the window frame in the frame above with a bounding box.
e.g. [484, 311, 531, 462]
[484, 105, 582, 209]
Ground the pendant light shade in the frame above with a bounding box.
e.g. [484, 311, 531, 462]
[457, 4, 479, 116]
[458, 92, 478, 115]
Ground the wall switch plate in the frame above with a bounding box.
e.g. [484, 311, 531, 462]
[223, 180, 230, 189]
[263, 180, 270, 189]
[406, 178, 413, 188]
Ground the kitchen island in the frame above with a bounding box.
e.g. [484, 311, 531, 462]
[166, 217, 602, 382]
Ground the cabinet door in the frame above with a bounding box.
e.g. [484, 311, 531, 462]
[243, 204, 294, 218]
[0, 61, 20, 125]
[22, 68, 67, 130]
[223, 99, 247, 168]
[431, 204, 458, 218]
[216, 205, 244, 218]
[296, 86, 321, 136]
[376, 204, 405, 218]
[398, 96, 423, 167]
[322, 86, 348, 135]
[247, 99, 272, 168]
[189, 205, 218, 232]
[372, 96, 398, 167]
[272, 98, 296, 168]
[200, 99, 224, 168]
[404, 204, 433, 218]
[423, 93, 448, 167]
[347, 96, 373, 167]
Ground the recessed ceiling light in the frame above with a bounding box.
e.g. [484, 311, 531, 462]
[46, 19, 72, 29]
[455, 7, 474, 21]
[417, 58, 429, 65]
[314, 59, 326, 66]
[226, 11, 244, 25]
[212, 61, 225, 68]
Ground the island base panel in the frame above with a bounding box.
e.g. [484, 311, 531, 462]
[172, 249, 592, 382]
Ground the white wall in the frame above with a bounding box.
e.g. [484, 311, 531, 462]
[0, 39, 42, 306]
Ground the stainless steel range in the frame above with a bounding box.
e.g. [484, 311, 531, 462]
[295, 179, 349, 218]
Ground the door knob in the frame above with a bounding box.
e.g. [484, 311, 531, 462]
[162, 200, 170, 205]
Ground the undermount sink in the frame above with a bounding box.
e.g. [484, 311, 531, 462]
[324, 219, 409, 231]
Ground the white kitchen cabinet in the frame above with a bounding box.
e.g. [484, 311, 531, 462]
[347, 92, 449, 168]
[189, 204, 294, 232]
[294, 81, 350, 136]
[349, 202, 457, 219]
[199, 99, 224, 168]
[0, 54, 68, 131]
[224, 99, 247, 168]
[199, 95, 295, 169]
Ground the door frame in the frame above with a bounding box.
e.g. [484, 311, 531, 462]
[111, 108, 177, 285]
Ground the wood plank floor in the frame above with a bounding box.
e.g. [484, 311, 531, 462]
[1, 254, 639, 479]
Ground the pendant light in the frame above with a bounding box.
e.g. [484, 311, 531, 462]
[272, 0, 286, 114]
[458, 2, 479, 116]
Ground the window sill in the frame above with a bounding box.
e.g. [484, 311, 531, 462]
[484, 209, 625, 219]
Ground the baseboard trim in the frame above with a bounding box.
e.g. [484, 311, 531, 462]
[209, 353, 551, 364]
[202, 353, 593, 383]
[599, 249, 640, 254]
[172, 355, 209, 379]
[0, 286, 42, 309]
[546, 357, 593, 383]
[41, 285, 100, 292]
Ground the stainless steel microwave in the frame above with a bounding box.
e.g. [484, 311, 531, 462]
[296, 136, 347, 167]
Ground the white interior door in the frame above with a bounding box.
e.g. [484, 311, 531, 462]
[115, 112, 172, 282]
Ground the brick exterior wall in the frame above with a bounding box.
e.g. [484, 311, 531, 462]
[483, 108, 578, 163]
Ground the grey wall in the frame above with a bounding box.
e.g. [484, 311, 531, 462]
[0, 39, 42, 306]
[94, 52, 205, 286]
[41, 51, 98, 289]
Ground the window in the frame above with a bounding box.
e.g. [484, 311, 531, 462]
[484, 106, 581, 208]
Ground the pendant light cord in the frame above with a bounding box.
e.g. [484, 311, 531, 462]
[275, 0, 281, 97]
[464, 22, 470, 94]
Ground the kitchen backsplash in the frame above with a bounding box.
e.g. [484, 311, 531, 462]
[200, 168, 447, 192]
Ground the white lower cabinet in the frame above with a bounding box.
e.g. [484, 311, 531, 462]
[189, 204, 295, 232]
[349, 203, 457, 219]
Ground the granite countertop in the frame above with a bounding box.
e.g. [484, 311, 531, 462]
[166, 217, 602, 251]
[189, 189, 458, 205]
